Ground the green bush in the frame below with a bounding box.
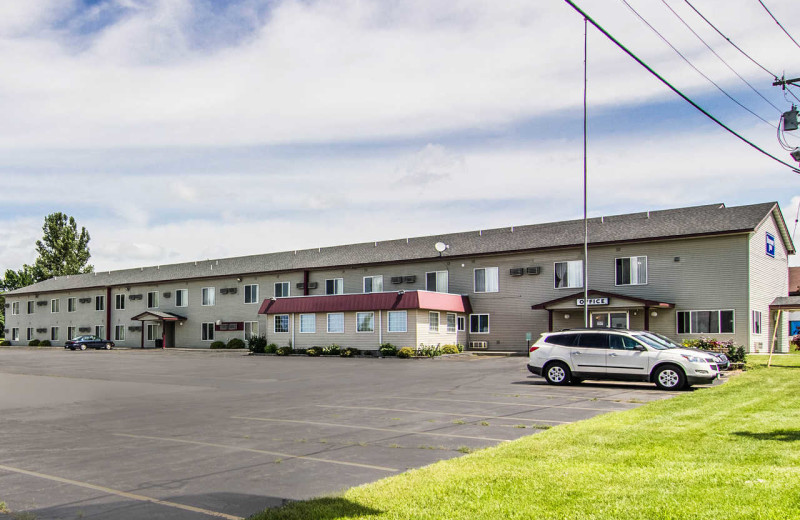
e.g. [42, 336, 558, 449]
[28, 339, 40, 346]
[417, 344, 441, 357]
[683, 337, 746, 364]
[340, 347, 360, 357]
[276, 346, 294, 356]
[265, 343, 278, 354]
[0, 340, 10, 346]
[379, 343, 398, 356]
[209, 341, 226, 349]
[441, 344, 460, 355]
[322, 344, 341, 356]
[248, 334, 268, 353]
[39, 340, 51, 346]
[792, 335, 800, 352]
[397, 347, 414, 359]
[227, 338, 246, 349]
[726, 344, 747, 364]
[306, 347, 322, 357]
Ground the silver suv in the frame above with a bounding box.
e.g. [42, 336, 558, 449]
[527, 329, 720, 391]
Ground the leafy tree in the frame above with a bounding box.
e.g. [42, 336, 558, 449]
[32, 213, 93, 280]
[1, 265, 37, 291]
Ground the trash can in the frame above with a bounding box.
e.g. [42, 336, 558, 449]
[155, 339, 163, 349]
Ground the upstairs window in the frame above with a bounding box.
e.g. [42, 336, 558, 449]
[95, 295, 105, 311]
[244, 284, 259, 304]
[27, 301, 35, 314]
[51, 299, 60, 313]
[147, 291, 159, 309]
[11, 302, 19, 315]
[363, 275, 383, 294]
[326, 278, 344, 295]
[554, 260, 583, 289]
[615, 256, 647, 286]
[115, 294, 126, 310]
[274, 282, 290, 298]
[67, 298, 76, 312]
[201, 287, 215, 306]
[474, 267, 499, 293]
[175, 289, 188, 307]
[426, 271, 449, 293]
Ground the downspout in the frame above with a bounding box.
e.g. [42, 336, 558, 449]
[378, 310, 382, 346]
[106, 287, 111, 340]
[140, 320, 144, 348]
[291, 313, 295, 348]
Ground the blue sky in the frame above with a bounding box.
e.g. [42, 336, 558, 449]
[0, 0, 797, 271]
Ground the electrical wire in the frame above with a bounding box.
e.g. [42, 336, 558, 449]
[562, 0, 800, 174]
[621, 0, 777, 130]
[661, 0, 781, 113]
[683, 0, 800, 104]
[792, 199, 799, 242]
[757, 0, 800, 52]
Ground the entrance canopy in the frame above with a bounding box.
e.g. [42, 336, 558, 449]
[769, 296, 800, 311]
[532, 289, 674, 311]
[131, 310, 187, 322]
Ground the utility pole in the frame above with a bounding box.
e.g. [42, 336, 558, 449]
[773, 76, 800, 89]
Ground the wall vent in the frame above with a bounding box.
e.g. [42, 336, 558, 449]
[469, 341, 489, 349]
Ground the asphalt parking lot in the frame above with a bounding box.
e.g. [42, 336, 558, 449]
[0, 348, 682, 519]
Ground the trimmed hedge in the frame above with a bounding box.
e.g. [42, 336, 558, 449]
[276, 346, 294, 356]
[397, 347, 414, 359]
[209, 340, 226, 349]
[39, 340, 52, 347]
[379, 343, 398, 356]
[227, 338, 246, 349]
[28, 339, 40, 346]
[0, 340, 10, 346]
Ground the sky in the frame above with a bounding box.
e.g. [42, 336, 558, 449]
[0, 0, 798, 272]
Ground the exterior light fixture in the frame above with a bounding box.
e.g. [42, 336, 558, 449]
[650, 311, 658, 317]
[564, 313, 571, 319]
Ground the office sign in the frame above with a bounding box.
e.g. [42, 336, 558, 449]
[576, 297, 609, 306]
[765, 232, 775, 258]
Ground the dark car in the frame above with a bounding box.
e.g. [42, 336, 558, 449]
[64, 335, 114, 351]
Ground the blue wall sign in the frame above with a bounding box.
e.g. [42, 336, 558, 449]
[765, 232, 775, 258]
[790, 321, 800, 336]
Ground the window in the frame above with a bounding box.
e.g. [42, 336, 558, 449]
[51, 327, 59, 341]
[115, 294, 125, 310]
[12, 328, 19, 341]
[677, 310, 735, 334]
[327, 313, 344, 333]
[576, 333, 609, 348]
[175, 289, 188, 307]
[274, 282, 290, 298]
[752, 311, 762, 335]
[244, 284, 259, 304]
[447, 313, 456, 333]
[27, 301, 34, 314]
[326, 278, 344, 295]
[474, 267, 499, 293]
[11, 302, 19, 315]
[608, 335, 641, 350]
[357, 312, 375, 333]
[201, 287, 215, 306]
[388, 311, 407, 333]
[554, 260, 583, 289]
[457, 316, 465, 331]
[147, 291, 159, 309]
[363, 275, 383, 293]
[470, 314, 490, 334]
[51, 299, 60, 313]
[115, 325, 125, 341]
[429, 311, 439, 332]
[95, 325, 105, 339]
[147, 324, 160, 341]
[300, 314, 316, 333]
[591, 312, 629, 329]
[96, 295, 105, 311]
[426, 271, 449, 293]
[68, 298, 76, 312]
[200, 323, 214, 341]
[244, 321, 259, 340]
[274, 314, 289, 333]
[615, 256, 647, 285]
[67, 327, 76, 340]
[26, 328, 34, 341]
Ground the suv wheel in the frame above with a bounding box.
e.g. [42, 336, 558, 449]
[544, 361, 571, 385]
[653, 364, 685, 391]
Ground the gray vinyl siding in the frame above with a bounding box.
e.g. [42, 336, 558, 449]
[748, 214, 790, 352]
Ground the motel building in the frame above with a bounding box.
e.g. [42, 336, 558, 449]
[3, 201, 796, 354]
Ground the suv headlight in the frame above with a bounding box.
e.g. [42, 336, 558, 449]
[680, 354, 707, 363]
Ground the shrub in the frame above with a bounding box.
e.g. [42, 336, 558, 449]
[209, 341, 226, 349]
[379, 343, 398, 356]
[226, 338, 246, 349]
[792, 335, 800, 352]
[39, 340, 51, 347]
[0, 340, 10, 346]
[276, 346, 294, 356]
[726, 344, 747, 364]
[248, 334, 268, 353]
[28, 339, 40, 346]
[441, 344, 460, 355]
[683, 337, 747, 364]
[322, 344, 341, 356]
[340, 347, 360, 357]
[306, 347, 322, 357]
[265, 343, 278, 354]
[397, 347, 414, 359]
[417, 344, 442, 357]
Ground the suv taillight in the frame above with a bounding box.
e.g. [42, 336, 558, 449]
[529, 346, 539, 353]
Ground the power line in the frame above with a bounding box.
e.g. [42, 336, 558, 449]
[620, 0, 778, 130]
[561, 0, 800, 174]
[757, 0, 800, 52]
[661, 0, 781, 113]
[792, 198, 799, 242]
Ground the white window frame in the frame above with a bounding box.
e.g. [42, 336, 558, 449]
[387, 310, 407, 333]
[27, 301, 35, 314]
[327, 312, 345, 333]
[753, 310, 762, 335]
[115, 325, 125, 341]
[244, 321, 259, 340]
[67, 326, 76, 340]
[26, 327, 34, 341]
[470, 314, 490, 334]
[299, 314, 316, 333]
[429, 311, 439, 333]
[677, 310, 735, 335]
[357, 312, 375, 333]
[147, 291, 159, 309]
[67, 298, 76, 312]
[457, 316, 466, 332]
[325, 278, 344, 295]
[201, 287, 215, 306]
[590, 311, 630, 329]
[274, 282, 290, 298]
[200, 323, 213, 341]
[474, 267, 499, 293]
[115, 294, 126, 310]
[51, 298, 59, 313]
[11, 301, 19, 315]
[274, 314, 290, 333]
[426, 271, 449, 293]
[446, 313, 457, 333]
[363, 275, 383, 294]
[96, 295, 105, 311]
[95, 325, 105, 339]
[175, 289, 188, 307]
[244, 284, 259, 304]
[615, 256, 648, 286]
[12, 328, 19, 341]
[554, 260, 583, 289]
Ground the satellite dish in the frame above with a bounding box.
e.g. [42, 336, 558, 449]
[434, 242, 448, 253]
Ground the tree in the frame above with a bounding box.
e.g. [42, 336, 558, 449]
[1, 265, 37, 291]
[32, 213, 93, 280]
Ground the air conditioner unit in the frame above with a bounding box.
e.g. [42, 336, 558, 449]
[391, 276, 404, 284]
[469, 341, 489, 349]
[404, 275, 416, 283]
[307, 282, 318, 289]
[220, 288, 229, 295]
[37, 300, 48, 306]
[509, 268, 524, 276]
[163, 291, 172, 298]
[526, 266, 541, 275]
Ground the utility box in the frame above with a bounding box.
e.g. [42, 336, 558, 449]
[784, 108, 798, 131]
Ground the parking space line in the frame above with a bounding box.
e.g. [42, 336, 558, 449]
[113, 433, 398, 472]
[232, 416, 510, 442]
[387, 396, 626, 412]
[0, 463, 242, 520]
[315, 405, 569, 423]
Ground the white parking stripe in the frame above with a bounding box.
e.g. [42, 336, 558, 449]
[231, 416, 511, 442]
[0, 463, 242, 520]
[113, 433, 398, 472]
[315, 405, 570, 423]
[388, 396, 626, 412]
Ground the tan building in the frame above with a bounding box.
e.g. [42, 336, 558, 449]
[3, 201, 795, 353]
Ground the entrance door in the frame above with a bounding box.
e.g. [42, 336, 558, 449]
[591, 311, 629, 329]
[164, 322, 176, 348]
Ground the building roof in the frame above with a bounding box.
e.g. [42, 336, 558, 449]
[770, 296, 800, 310]
[258, 291, 472, 315]
[531, 289, 675, 310]
[5, 201, 793, 296]
[790, 267, 800, 296]
[130, 311, 187, 322]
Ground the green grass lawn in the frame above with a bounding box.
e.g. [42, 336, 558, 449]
[250, 355, 800, 520]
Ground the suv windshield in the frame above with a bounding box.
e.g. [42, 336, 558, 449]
[632, 333, 670, 350]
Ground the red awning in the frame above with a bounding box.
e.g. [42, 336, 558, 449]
[258, 291, 471, 315]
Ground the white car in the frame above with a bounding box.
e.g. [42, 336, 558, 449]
[527, 329, 720, 390]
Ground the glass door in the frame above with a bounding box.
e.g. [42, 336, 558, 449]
[591, 311, 629, 329]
